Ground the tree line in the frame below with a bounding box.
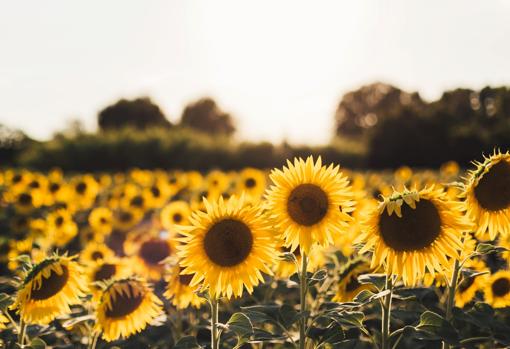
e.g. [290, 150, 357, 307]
[2, 82, 510, 171]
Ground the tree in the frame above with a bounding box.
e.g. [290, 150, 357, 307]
[180, 97, 235, 136]
[334, 82, 425, 138]
[0, 124, 33, 165]
[98, 97, 171, 131]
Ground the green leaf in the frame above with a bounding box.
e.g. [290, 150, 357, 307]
[28, 338, 47, 349]
[174, 336, 202, 349]
[357, 273, 387, 290]
[226, 312, 253, 339]
[336, 311, 365, 329]
[280, 252, 297, 263]
[0, 293, 13, 311]
[308, 269, 328, 287]
[279, 304, 300, 327]
[353, 289, 389, 304]
[416, 311, 459, 344]
[475, 243, 508, 255]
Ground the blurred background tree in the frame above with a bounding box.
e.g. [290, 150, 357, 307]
[0, 124, 34, 166]
[180, 97, 236, 136]
[334, 82, 425, 139]
[98, 97, 172, 131]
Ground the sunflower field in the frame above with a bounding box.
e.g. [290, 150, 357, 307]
[1, 152, 510, 349]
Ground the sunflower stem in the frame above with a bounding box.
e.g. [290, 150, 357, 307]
[381, 275, 393, 349]
[18, 319, 27, 347]
[442, 258, 461, 349]
[299, 252, 308, 349]
[88, 331, 100, 349]
[210, 297, 220, 349]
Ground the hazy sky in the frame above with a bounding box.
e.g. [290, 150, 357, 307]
[1, 0, 510, 145]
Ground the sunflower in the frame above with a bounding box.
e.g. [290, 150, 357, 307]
[71, 175, 99, 209]
[114, 208, 144, 232]
[46, 209, 78, 247]
[126, 235, 175, 280]
[178, 195, 277, 298]
[160, 201, 191, 233]
[11, 254, 87, 325]
[265, 156, 354, 253]
[12, 190, 43, 214]
[0, 312, 8, 329]
[95, 277, 163, 342]
[333, 258, 374, 303]
[455, 258, 488, 308]
[205, 170, 230, 193]
[164, 265, 205, 309]
[236, 168, 266, 199]
[484, 270, 510, 308]
[463, 150, 510, 240]
[89, 207, 113, 235]
[87, 258, 128, 299]
[80, 242, 115, 265]
[357, 186, 472, 286]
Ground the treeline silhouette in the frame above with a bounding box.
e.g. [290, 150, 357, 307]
[2, 83, 510, 171]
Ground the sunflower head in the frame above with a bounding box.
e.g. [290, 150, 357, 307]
[178, 195, 277, 299]
[265, 156, 354, 254]
[164, 265, 205, 309]
[333, 258, 374, 303]
[95, 277, 163, 342]
[12, 254, 87, 325]
[358, 186, 472, 286]
[484, 270, 510, 308]
[464, 150, 510, 239]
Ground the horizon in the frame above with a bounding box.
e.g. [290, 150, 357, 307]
[1, 0, 510, 145]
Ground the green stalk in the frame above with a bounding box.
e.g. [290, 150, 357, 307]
[442, 259, 461, 349]
[299, 253, 308, 349]
[381, 275, 393, 349]
[18, 319, 27, 347]
[210, 297, 219, 349]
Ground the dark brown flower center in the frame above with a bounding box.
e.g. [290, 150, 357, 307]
[31, 265, 69, 300]
[91, 251, 104, 260]
[94, 263, 117, 282]
[139, 239, 171, 265]
[287, 184, 329, 226]
[379, 199, 441, 252]
[13, 174, 22, 183]
[173, 213, 183, 223]
[49, 182, 60, 193]
[76, 182, 87, 194]
[130, 195, 144, 208]
[245, 178, 256, 188]
[105, 284, 143, 318]
[18, 193, 32, 206]
[203, 219, 253, 267]
[151, 186, 161, 197]
[492, 277, 510, 297]
[29, 180, 40, 189]
[119, 211, 133, 223]
[474, 160, 510, 211]
[100, 217, 108, 225]
[55, 216, 64, 227]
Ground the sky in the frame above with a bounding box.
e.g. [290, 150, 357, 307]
[1, 0, 510, 145]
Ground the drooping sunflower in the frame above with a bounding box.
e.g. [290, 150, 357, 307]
[164, 265, 205, 309]
[483, 270, 510, 308]
[160, 201, 191, 233]
[463, 150, 510, 240]
[178, 195, 277, 299]
[333, 258, 374, 303]
[12, 254, 87, 325]
[265, 156, 354, 253]
[95, 277, 163, 342]
[357, 186, 472, 286]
